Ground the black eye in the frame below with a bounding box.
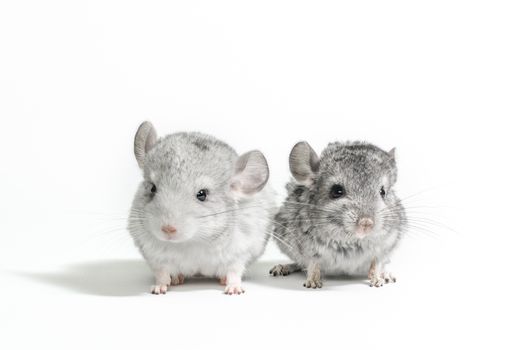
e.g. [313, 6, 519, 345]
[330, 184, 345, 199]
[380, 186, 386, 198]
[196, 189, 208, 202]
[151, 184, 157, 194]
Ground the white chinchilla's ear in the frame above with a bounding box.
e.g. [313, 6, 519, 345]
[289, 141, 320, 186]
[134, 121, 158, 169]
[230, 150, 270, 196]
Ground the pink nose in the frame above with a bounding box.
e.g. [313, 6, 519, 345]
[161, 225, 177, 235]
[358, 218, 374, 233]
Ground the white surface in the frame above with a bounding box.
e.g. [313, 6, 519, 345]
[1, 1, 524, 349]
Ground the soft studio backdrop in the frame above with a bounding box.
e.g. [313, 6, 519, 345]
[1, 1, 523, 349]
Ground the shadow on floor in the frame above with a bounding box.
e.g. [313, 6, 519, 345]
[15, 259, 368, 296]
[15, 260, 152, 297]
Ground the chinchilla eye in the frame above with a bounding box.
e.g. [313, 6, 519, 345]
[196, 189, 208, 202]
[380, 186, 386, 198]
[151, 184, 157, 194]
[330, 184, 345, 199]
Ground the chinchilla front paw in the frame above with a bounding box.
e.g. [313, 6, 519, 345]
[224, 283, 245, 295]
[369, 275, 385, 288]
[150, 284, 169, 294]
[303, 277, 323, 289]
[382, 271, 397, 284]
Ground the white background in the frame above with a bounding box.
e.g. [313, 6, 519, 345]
[1, 1, 524, 349]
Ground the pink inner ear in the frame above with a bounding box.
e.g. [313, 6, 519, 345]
[231, 151, 269, 195]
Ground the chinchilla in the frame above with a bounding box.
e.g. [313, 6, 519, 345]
[270, 141, 406, 288]
[128, 121, 275, 295]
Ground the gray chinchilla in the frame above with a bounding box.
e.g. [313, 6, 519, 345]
[270, 141, 406, 288]
[128, 121, 275, 295]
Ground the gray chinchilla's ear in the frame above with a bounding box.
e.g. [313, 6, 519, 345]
[388, 147, 396, 163]
[134, 121, 158, 169]
[231, 150, 270, 196]
[289, 141, 319, 186]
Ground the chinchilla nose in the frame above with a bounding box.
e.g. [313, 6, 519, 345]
[358, 217, 374, 233]
[161, 225, 177, 235]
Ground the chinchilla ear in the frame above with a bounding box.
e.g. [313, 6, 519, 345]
[388, 147, 396, 164]
[134, 121, 158, 169]
[289, 141, 319, 185]
[230, 150, 270, 196]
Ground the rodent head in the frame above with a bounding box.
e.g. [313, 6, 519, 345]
[132, 121, 270, 243]
[289, 141, 398, 241]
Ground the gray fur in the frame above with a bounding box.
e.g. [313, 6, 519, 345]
[272, 141, 406, 287]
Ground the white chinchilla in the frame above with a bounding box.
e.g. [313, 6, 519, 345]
[128, 121, 275, 295]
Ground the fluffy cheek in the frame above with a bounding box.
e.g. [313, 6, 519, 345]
[193, 214, 230, 241]
[342, 217, 359, 237]
[373, 199, 388, 234]
[327, 206, 355, 239]
[144, 215, 166, 241]
[177, 218, 199, 240]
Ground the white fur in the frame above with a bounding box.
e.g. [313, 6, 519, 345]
[128, 126, 276, 294]
[130, 188, 274, 278]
